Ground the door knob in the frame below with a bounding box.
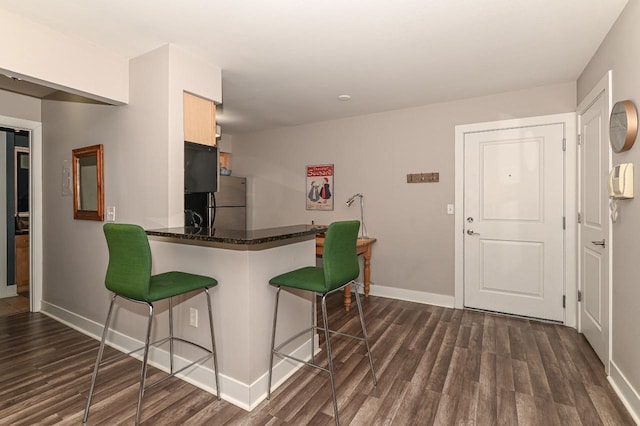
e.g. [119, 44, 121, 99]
[467, 229, 480, 236]
[591, 239, 606, 247]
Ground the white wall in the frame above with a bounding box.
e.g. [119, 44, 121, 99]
[578, 0, 640, 420]
[232, 82, 576, 301]
[0, 8, 128, 104]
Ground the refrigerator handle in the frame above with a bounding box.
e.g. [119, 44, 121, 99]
[207, 192, 217, 228]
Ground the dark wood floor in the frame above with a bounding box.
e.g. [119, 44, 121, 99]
[0, 293, 634, 425]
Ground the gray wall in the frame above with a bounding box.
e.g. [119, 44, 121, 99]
[0, 92, 40, 298]
[41, 48, 171, 329]
[578, 0, 640, 414]
[0, 90, 41, 122]
[41, 44, 222, 335]
[232, 82, 576, 299]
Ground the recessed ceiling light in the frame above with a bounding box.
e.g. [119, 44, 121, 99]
[337, 94, 351, 101]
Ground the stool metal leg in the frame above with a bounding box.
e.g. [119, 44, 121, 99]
[267, 287, 281, 400]
[321, 294, 339, 426]
[169, 297, 174, 374]
[204, 287, 221, 400]
[83, 293, 117, 423]
[135, 302, 154, 425]
[311, 294, 316, 364]
[354, 285, 377, 386]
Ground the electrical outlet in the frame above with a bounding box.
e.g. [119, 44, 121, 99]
[106, 206, 116, 222]
[189, 307, 198, 327]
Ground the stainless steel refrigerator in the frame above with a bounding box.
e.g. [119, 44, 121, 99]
[211, 175, 247, 230]
[185, 175, 247, 230]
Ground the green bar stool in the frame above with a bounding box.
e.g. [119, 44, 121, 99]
[83, 223, 220, 425]
[267, 220, 377, 426]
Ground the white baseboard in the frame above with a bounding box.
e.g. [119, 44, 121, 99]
[366, 284, 454, 308]
[0, 284, 17, 298]
[608, 360, 640, 424]
[40, 300, 313, 411]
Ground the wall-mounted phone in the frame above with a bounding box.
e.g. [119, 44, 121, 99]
[609, 163, 634, 199]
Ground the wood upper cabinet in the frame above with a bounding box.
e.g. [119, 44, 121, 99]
[184, 92, 217, 146]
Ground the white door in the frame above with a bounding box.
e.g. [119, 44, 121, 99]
[577, 76, 610, 369]
[464, 124, 565, 321]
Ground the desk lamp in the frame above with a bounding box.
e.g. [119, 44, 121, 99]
[346, 193, 368, 238]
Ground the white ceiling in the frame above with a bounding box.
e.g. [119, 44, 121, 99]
[0, 0, 628, 134]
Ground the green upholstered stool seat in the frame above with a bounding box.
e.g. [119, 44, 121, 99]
[148, 272, 217, 302]
[269, 267, 326, 293]
[267, 220, 377, 426]
[102, 223, 218, 301]
[83, 223, 220, 425]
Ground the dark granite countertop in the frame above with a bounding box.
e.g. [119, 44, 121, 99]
[146, 224, 327, 251]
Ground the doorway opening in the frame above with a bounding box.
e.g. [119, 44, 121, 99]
[0, 115, 42, 316]
[0, 128, 30, 316]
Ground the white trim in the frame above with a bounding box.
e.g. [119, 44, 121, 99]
[454, 113, 578, 325]
[576, 70, 613, 375]
[0, 284, 17, 298]
[609, 360, 640, 424]
[455, 125, 465, 309]
[40, 300, 314, 412]
[367, 284, 454, 308]
[0, 115, 42, 313]
[564, 114, 578, 328]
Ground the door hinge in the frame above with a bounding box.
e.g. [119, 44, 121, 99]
[578, 290, 582, 302]
[562, 295, 566, 308]
[562, 138, 566, 151]
[562, 217, 566, 230]
[577, 134, 582, 145]
[577, 212, 582, 224]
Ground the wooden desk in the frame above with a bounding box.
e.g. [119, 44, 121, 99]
[316, 235, 376, 311]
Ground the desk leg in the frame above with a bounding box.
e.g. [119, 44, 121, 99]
[343, 284, 352, 312]
[363, 246, 372, 297]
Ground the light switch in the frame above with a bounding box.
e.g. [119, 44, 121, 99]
[447, 204, 454, 215]
[106, 206, 116, 222]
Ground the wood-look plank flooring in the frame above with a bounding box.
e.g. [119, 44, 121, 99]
[0, 294, 29, 316]
[0, 293, 634, 425]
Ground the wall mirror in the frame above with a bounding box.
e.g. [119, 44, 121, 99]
[72, 144, 104, 221]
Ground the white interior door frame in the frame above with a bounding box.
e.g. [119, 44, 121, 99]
[455, 113, 577, 327]
[576, 70, 612, 372]
[0, 115, 42, 312]
[0, 132, 7, 296]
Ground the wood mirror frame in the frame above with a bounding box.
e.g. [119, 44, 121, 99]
[72, 144, 104, 221]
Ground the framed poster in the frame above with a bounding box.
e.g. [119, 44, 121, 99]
[306, 164, 334, 210]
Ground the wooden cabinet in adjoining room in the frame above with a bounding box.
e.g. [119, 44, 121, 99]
[184, 92, 216, 146]
[15, 234, 29, 290]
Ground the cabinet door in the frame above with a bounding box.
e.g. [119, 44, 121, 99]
[184, 92, 216, 146]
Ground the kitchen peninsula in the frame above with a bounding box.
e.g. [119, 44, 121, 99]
[146, 224, 324, 250]
[145, 224, 325, 410]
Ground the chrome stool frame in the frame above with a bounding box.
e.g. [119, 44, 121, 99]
[267, 281, 377, 426]
[83, 288, 220, 425]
